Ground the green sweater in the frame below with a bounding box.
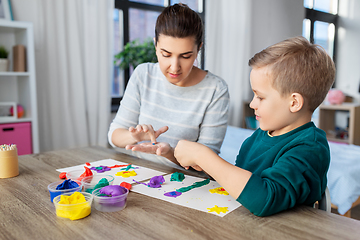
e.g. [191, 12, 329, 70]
[236, 122, 330, 217]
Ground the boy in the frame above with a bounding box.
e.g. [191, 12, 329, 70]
[174, 36, 335, 217]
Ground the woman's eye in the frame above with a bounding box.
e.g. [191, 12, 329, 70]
[162, 54, 170, 58]
[182, 55, 191, 59]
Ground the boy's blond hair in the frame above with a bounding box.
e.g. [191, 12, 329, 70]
[249, 36, 335, 112]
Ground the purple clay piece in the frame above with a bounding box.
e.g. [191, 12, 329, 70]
[99, 185, 127, 197]
[148, 175, 165, 188]
[164, 191, 182, 198]
[90, 165, 111, 173]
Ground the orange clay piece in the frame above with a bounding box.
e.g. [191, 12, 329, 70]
[77, 166, 93, 181]
[59, 172, 67, 179]
[120, 182, 132, 190]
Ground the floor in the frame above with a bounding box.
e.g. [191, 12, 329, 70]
[332, 205, 360, 220]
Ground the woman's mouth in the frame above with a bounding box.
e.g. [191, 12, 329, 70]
[169, 73, 181, 78]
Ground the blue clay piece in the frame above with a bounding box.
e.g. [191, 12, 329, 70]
[56, 179, 79, 190]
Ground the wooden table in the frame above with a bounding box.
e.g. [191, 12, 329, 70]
[1, 146, 360, 240]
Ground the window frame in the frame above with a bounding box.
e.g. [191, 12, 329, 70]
[304, 6, 338, 85]
[112, 0, 206, 111]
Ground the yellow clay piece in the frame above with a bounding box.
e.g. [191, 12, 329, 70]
[209, 187, 229, 195]
[56, 192, 91, 220]
[115, 170, 137, 178]
[207, 205, 229, 214]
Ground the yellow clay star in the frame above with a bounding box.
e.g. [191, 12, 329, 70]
[209, 187, 229, 195]
[207, 205, 229, 214]
[115, 170, 137, 178]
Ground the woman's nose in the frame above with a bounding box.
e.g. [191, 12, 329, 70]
[170, 58, 180, 72]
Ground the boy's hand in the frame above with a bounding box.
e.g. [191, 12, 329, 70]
[129, 125, 168, 144]
[174, 140, 207, 170]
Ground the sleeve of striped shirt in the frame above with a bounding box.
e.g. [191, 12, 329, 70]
[108, 66, 143, 147]
[197, 81, 230, 154]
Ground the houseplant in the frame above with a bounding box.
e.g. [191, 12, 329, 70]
[0, 46, 9, 72]
[114, 38, 157, 71]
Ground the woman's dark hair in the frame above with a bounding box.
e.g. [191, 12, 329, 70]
[155, 3, 204, 51]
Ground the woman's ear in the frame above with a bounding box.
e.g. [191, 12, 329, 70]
[289, 93, 304, 113]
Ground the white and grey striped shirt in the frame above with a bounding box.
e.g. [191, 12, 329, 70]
[108, 63, 229, 165]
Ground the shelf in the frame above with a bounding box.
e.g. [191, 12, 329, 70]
[327, 137, 349, 144]
[0, 72, 30, 76]
[0, 20, 39, 154]
[319, 103, 360, 146]
[0, 117, 33, 124]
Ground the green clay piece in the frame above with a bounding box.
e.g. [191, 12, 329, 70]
[125, 164, 132, 171]
[176, 179, 210, 193]
[93, 178, 110, 192]
[170, 172, 185, 182]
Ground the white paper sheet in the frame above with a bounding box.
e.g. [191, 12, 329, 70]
[131, 173, 241, 217]
[56, 159, 167, 185]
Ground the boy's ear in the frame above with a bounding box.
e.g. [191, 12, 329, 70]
[289, 93, 304, 113]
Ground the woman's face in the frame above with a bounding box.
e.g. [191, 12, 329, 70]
[155, 35, 199, 87]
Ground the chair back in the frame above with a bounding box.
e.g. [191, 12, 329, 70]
[317, 187, 331, 212]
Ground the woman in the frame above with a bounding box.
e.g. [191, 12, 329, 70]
[108, 3, 229, 170]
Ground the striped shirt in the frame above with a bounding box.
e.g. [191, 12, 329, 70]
[108, 63, 229, 163]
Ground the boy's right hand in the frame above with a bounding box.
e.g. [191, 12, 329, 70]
[129, 124, 168, 144]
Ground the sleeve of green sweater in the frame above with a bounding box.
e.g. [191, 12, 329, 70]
[237, 144, 328, 217]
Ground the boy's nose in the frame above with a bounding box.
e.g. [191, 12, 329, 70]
[249, 98, 256, 109]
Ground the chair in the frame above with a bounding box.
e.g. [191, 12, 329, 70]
[316, 187, 331, 212]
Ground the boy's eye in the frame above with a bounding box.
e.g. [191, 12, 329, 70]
[257, 96, 263, 100]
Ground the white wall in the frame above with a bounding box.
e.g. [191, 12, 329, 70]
[336, 0, 360, 102]
[250, 0, 304, 57]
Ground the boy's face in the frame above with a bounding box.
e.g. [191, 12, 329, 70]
[249, 66, 295, 136]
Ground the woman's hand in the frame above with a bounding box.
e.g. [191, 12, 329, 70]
[126, 142, 172, 156]
[129, 124, 168, 144]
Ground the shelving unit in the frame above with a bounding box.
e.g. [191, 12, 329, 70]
[0, 20, 39, 154]
[318, 103, 360, 145]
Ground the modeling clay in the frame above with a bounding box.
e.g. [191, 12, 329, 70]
[164, 191, 182, 198]
[115, 170, 137, 178]
[209, 187, 229, 195]
[120, 182, 132, 190]
[92, 178, 110, 192]
[207, 205, 229, 214]
[56, 192, 91, 220]
[85, 162, 91, 166]
[148, 176, 165, 188]
[59, 172, 67, 179]
[133, 175, 165, 188]
[170, 172, 185, 182]
[78, 166, 93, 181]
[109, 164, 129, 169]
[100, 185, 127, 197]
[90, 165, 111, 173]
[56, 179, 79, 190]
[176, 179, 210, 193]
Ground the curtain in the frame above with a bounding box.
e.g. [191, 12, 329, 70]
[11, 0, 113, 152]
[205, 0, 252, 127]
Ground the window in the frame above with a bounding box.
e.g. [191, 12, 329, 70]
[303, 0, 338, 62]
[112, 0, 205, 111]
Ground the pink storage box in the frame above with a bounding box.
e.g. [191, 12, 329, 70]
[0, 122, 32, 155]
